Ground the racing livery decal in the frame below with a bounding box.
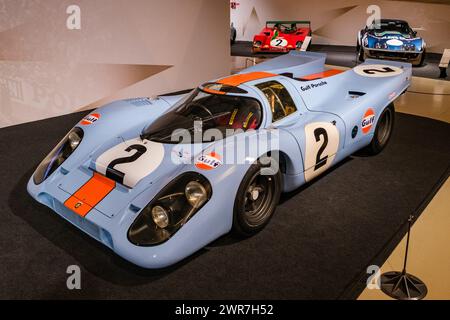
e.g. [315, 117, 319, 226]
[195, 152, 222, 170]
[95, 138, 165, 188]
[304, 122, 340, 182]
[362, 109, 376, 134]
[354, 65, 403, 78]
[81, 113, 100, 125]
[64, 172, 116, 217]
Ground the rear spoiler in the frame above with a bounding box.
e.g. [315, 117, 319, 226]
[241, 51, 326, 78]
[266, 20, 311, 29]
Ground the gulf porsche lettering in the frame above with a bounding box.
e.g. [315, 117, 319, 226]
[28, 51, 410, 268]
[81, 113, 100, 125]
[195, 152, 222, 170]
[362, 109, 376, 134]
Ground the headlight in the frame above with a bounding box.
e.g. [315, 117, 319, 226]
[296, 41, 303, 49]
[33, 127, 84, 185]
[254, 41, 262, 47]
[363, 37, 368, 46]
[68, 130, 82, 149]
[185, 181, 207, 208]
[128, 172, 212, 246]
[151, 206, 169, 228]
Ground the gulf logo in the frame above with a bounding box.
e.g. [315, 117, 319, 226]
[195, 152, 222, 170]
[81, 113, 100, 125]
[362, 109, 375, 134]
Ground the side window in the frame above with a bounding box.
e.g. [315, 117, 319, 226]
[255, 81, 297, 122]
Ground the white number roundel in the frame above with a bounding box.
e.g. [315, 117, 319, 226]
[270, 38, 288, 47]
[304, 122, 340, 182]
[96, 138, 164, 188]
[354, 64, 404, 78]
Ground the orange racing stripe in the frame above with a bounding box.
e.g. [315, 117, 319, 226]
[299, 69, 343, 81]
[64, 172, 116, 217]
[217, 72, 277, 87]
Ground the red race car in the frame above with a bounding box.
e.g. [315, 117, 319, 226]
[252, 20, 311, 53]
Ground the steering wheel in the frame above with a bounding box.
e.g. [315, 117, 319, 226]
[190, 102, 213, 118]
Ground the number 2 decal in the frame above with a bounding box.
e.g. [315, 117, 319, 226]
[96, 138, 165, 188]
[106, 144, 147, 184]
[313, 128, 328, 170]
[354, 64, 403, 78]
[270, 38, 287, 47]
[362, 67, 395, 75]
[304, 122, 340, 182]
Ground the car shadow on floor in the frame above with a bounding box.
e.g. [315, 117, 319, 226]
[8, 167, 209, 286]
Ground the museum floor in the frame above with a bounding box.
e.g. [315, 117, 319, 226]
[233, 57, 450, 300]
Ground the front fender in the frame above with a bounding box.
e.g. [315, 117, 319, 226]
[57, 98, 171, 173]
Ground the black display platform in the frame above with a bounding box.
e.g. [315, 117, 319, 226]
[0, 110, 449, 299]
[232, 41, 448, 81]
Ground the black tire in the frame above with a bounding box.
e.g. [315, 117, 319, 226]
[358, 47, 365, 62]
[364, 103, 395, 155]
[232, 158, 282, 237]
[415, 49, 426, 67]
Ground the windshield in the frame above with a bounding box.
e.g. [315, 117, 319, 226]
[369, 21, 412, 35]
[268, 23, 298, 34]
[142, 89, 263, 144]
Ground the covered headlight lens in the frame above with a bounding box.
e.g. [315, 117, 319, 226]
[185, 181, 207, 208]
[151, 205, 169, 228]
[33, 127, 84, 185]
[68, 130, 82, 149]
[128, 172, 212, 246]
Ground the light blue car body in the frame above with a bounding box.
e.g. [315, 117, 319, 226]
[27, 51, 411, 268]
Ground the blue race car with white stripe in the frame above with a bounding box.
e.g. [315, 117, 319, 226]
[28, 51, 411, 268]
[357, 19, 426, 66]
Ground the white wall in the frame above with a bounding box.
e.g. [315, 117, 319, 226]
[230, 0, 450, 53]
[0, 0, 230, 128]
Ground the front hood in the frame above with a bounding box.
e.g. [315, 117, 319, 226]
[91, 136, 220, 189]
[93, 138, 170, 188]
[366, 34, 423, 51]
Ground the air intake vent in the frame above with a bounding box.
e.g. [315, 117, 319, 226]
[125, 98, 152, 106]
[347, 91, 366, 99]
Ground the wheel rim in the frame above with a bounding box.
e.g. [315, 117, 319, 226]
[377, 108, 392, 146]
[243, 172, 275, 227]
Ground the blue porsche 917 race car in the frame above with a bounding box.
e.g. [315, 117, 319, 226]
[357, 19, 426, 66]
[28, 51, 411, 268]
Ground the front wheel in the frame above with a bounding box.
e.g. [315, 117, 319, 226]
[232, 158, 282, 237]
[364, 103, 395, 155]
[358, 47, 366, 62]
[414, 50, 426, 67]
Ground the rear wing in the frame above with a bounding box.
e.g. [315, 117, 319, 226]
[266, 20, 311, 29]
[241, 51, 325, 78]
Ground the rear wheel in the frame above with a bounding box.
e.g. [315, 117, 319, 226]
[364, 103, 395, 155]
[232, 158, 282, 237]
